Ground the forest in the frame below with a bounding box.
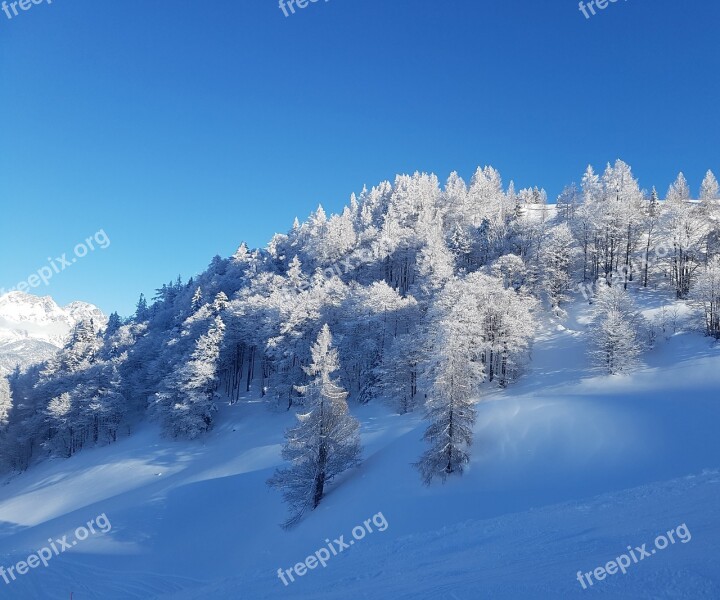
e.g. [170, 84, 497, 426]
[1, 161, 718, 523]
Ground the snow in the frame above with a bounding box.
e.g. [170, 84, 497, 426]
[0, 292, 105, 374]
[0, 295, 719, 598]
[0, 292, 104, 347]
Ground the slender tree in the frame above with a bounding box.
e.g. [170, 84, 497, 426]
[268, 325, 362, 527]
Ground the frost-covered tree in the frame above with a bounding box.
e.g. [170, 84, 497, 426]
[491, 254, 529, 293]
[416, 278, 484, 485]
[191, 287, 204, 312]
[0, 376, 11, 431]
[378, 331, 423, 414]
[556, 183, 580, 221]
[154, 316, 225, 438]
[268, 325, 361, 527]
[700, 170, 719, 202]
[693, 257, 720, 339]
[664, 172, 708, 298]
[639, 187, 662, 288]
[699, 171, 720, 262]
[540, 223, 577, 315]
[589, 283, 644, 374]
[466, 272, 537, 386]
[43, 319, 100, 377]
[45, 392, 74, 457]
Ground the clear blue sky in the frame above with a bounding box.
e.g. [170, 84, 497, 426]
[1, 0, 719, 316]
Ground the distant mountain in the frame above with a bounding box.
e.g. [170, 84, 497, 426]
[0, 292, 106, 374]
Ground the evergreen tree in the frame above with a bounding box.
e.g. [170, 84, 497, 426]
[135, 293, 149, 321]
[191, 287, 204, 312]
[105, 312, 123, 338]
[268, 325, 362, 528]
[154, 316, 225, 438]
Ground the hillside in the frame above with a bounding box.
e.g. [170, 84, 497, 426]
[0, 296, 718, 599]
[1, 162, 719, 598]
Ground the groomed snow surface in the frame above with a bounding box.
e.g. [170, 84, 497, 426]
[1, 295, 719, 599]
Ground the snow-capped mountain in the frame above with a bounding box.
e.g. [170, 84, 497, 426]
[0, 292, 105, 374]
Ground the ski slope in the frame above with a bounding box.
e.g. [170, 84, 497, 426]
[1, 296, 719, 599]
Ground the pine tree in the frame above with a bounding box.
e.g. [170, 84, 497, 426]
[212, 292, 229, 314]
[104, 312, 123, 337]
[135, 293, 149, 321]
[268, 325, 362, 528]
[191, 287, 204, 312]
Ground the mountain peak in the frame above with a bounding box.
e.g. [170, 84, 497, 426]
[0, 291, 106, 373]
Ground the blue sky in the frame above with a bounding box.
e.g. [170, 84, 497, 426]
[1, 0, 719, 316]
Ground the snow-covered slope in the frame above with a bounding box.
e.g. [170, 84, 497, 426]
[0, 292, 105, 374]
[0, 296, 718, 599]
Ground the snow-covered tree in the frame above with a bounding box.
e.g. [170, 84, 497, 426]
[268, 325, 361, 527]
[698, 171, 720, 262]
[491, 254, 529, 293]
[589, 283, 644, 374]
[416, 279, 484, 485]
[540, 223, 577, 315]
[45, 392, 74, 457]
[464, 272, 537, 386]
[556, 183, 580, 221]
[377, 331, 423, 414]
[639, 187, 662, 288]
[664, 172, 708, 298]
[693, 257, 720, 339]
[700, 170, 719, 203]
[154, 316, 225, 438]
[191, 287, 204, 312]
[0, 376, 11, 431]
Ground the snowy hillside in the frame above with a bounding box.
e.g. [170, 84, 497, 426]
[0, 297, 718, 599]
[1, 162, 719, 599]
[0, 292, 105, 374]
